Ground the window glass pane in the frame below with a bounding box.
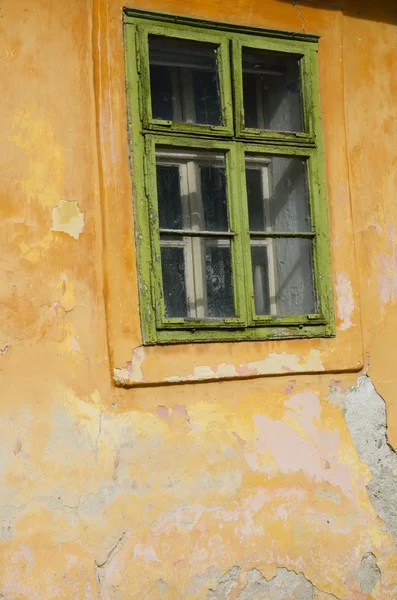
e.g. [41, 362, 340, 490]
[161, 245, 188, 318]
[149, 36, 222, 126]
[242, 48, 304, 132]
[245, 155, 310, 232]
[156, 148, 229, 232]
[251, 238, 316, 316]
[200, 165, 228, 231]
[251, 244, 271, 315]
[205, 242, 234, 318]
[160, 235, 234, 319]
[157, 165, 182, 229]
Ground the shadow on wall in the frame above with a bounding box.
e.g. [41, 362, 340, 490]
[277, 0, 397, 25]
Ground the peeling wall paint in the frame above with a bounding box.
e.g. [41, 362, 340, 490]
[114, 348, 325, 385]
[52, 200, 85, 240]
[335, 273, 354, 331]
[1, 0, 397, 598]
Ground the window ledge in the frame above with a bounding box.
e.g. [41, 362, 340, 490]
[113, 333, 363, 387]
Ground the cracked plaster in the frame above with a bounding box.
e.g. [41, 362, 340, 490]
[207, 566, 341, 600]
[344, 376, 397, 544]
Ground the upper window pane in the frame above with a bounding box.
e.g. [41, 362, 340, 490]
[149, 36, 222, 126]
[242, 48, 304, 132]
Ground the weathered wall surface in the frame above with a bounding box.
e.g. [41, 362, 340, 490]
[0, 0, 397, 598]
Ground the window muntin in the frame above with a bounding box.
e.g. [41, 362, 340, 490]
[124, 12, 333, 344]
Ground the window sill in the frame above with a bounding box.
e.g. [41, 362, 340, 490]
[113, 330, 363, 387]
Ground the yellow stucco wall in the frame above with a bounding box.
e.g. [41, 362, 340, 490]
[1, 0, 397, 598]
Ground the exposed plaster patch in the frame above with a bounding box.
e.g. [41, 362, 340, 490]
[207, 565, 241, 599]
[241, 349, 324, 376]
[152, 504, 208, 534]
[325, 379, 353, 408]
[162, 349, 324, 384]
[357, 552, 381, 594]
[114, 348, 324, 386]
[285, 379, 296, 394]
[208, 566, 340, 600]
[51, 200, 84, 240]
[378, 251, 397, 304]
[113, 347, 146, 384]
[344, 376, 397, 544]
[335, 272, 354, 331]
[157, 404, 191, 429]
[245, 391, 353, 497]
[185, 565, 223, 597]
[133, 543, 160, 563]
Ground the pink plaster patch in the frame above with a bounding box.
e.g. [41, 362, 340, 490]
[232, 431, 247, 448]
[378, 251, 397, 304]
[329, 379, 347, 394]
[156, 404, 191, 429]
[336, 272, 354, 330]
[285, 379, 296, 394]
[246, 391, 354, 498]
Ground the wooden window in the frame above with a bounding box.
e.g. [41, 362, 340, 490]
[124, 9, 334, 344]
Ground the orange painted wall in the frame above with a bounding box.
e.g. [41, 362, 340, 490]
[0, 0, 396, 598]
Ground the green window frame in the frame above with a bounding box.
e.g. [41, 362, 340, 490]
[124, 8, 334, 345]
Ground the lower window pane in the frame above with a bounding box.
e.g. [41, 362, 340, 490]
[251, 238, 316, 316]
[251, 245, 271, 315]
[160, 237, 234, 320]
[205, 243, 234, 318]
[161, 246, 188, 318]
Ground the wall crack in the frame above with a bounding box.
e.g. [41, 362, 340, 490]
[95, 531, 127, 599]
[293, 2, 306, 32]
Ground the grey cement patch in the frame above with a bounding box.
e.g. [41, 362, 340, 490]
[207, 565, 241, 599]
[238, 568, 269, 600]
[357, 553, 381, 594]
[344, 376, 397, 544]
[209, 566, 338, 600]
[268, 568, 314, 600]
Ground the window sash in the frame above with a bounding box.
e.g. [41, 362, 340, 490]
[231, 38, 316, 145]
[236, 143, 327, 325]
[145, 136, 247, 329]
[137, 24, 234, 136]
[145, 137, 328, 330]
